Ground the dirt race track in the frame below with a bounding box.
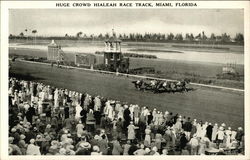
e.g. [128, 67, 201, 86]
[9, 61, 244, 129]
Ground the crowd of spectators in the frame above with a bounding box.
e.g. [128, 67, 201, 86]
[8, 77, 244, 155]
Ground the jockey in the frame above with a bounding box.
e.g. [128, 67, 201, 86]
[136, 79, 143, 84]
[136, 80, 140, 84]
[150, 80, 156, 86]
[163, 81, 168, 87]
[177, 81, 182, 86]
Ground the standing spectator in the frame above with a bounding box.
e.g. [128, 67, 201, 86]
[183, 117, 192, 140]
[98, 135, 108, 155]
[180, 133, 188, 152]
[116, 118, 123, 139]
[216, 126, 225, 148]
[144, 126, 151, 147]
[211, 123, 218, 142]
[127, 121, 139, 141]
[206, 123, 213, 141]
[133, 144, 146, 155]
[189, 134, 199, 155]
[112, 137, 123, 155]
[123, 140, 131, 155]
[26, 139, 41, 155]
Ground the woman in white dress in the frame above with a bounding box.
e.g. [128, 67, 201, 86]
[225, 127, 232, 148]
[76, 121, 85, 138]
[127, 121, 139, 140]
[144, 126, 151, 147]
[75, 104, 82, 121]
[201, 122, 208, 138]
[196, 122, 202, 138]
[211, 123, 218, 142]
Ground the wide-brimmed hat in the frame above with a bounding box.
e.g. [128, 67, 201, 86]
[9, 146, 13, 154]
[59, 148, 66, 155]
[93, 145, 100, 152]
[36, 135, 43, 141]
[152, 146, 158, 152]
[45, 135, 51, 141]
[49, 146, 58, 154]
[221, 123, 226, 127]
[79, 142, 91, 149]
[20, 134, 26, 140]
[51, 140, 59, 146]
[11, 128, 16, 132]
[30, 139, 35, 144]
[94, 135, 100, 140]
[9, 137, 14, 143]
[145, 148, 151, 153]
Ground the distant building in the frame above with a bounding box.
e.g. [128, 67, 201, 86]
[47, 40, 63, 61]
[103, 32, 129, 73]
[75, 53, 96, 69]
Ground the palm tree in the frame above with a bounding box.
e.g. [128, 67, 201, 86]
[76, 32, 82, 38]
[32, 30, 37, 46]
[25, 29, 28, 43]
[19, 32, 24, 37]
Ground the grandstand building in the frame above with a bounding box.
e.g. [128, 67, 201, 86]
[104, 31, 129, 73]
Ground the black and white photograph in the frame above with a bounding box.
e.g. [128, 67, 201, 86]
[1, 1, 250, 159]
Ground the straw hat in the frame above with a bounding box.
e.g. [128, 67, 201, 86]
[59, 148, 66, 155]
[93, 145, 100, 152]
[219, 126, 224, 130]
[11, 128, 16, 132]
[80, 142, 91, 149]
[49, 146, 58, 154]
[8, 147, 13, 154]
[20, 134, 26, 140]
[152, 146, 158, 152]
[51, 140, 59, 146]
[94, 135, 100, 140]
[45, 135, 51, 141]
[30, 139, 35, 144]
[145, 148, 151, 153]
[9, 137, 14, 143]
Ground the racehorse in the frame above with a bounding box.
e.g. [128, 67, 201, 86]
[172, 79, 190, 92]
[155, 80, 172, 93]
[132, 79, 158, 91]
[132, 79, 144, 90]
[132, 78, 191, 93]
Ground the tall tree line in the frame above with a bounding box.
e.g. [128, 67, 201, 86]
[9, 31, 244, 44]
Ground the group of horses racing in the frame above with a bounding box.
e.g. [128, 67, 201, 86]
[132, 79, 192, 93]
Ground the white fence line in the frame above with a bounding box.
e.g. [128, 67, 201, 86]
[16, 59, 244, 92]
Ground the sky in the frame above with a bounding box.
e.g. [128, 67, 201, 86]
[9, 9, 244, 37]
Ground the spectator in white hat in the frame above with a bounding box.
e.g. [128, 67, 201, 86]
[216, 126, 225, 148]
[26, 139, 41, 155]
[211, 123, 218, 142]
